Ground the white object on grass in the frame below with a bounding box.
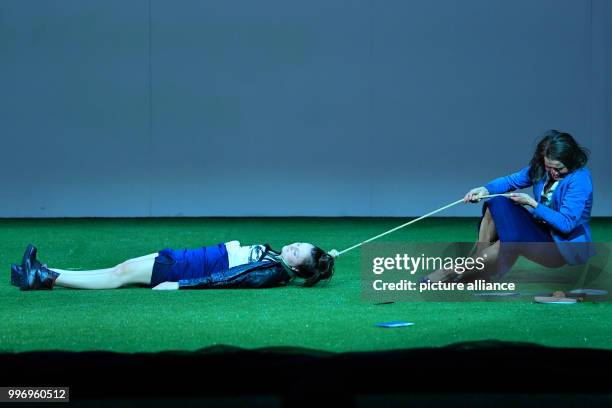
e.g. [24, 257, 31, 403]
[376, 321, 415, 328]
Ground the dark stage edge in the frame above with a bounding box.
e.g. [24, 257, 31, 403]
[2, 341, 611, 406]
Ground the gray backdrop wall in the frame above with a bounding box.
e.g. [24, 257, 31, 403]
[1, 0, 610, 217]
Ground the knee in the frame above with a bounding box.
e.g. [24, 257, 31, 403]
[112, 262, 132, 283]
[487, 196, 512, 211]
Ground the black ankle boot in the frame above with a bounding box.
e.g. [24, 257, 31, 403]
[21, 244, 37, 269]
[11, 263, 24, 287]
[22, 251, 60, 291]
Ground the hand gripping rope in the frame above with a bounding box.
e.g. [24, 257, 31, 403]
[331, 194, 512, 257]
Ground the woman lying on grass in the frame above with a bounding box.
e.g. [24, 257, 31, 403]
[11, 241, 335, 291]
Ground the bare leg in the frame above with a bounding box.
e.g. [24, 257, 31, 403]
[476, 240, 501, 267]
[479, 208, 497, 242]
[427, 241, 503, 282]
[475, 207, 498, 254]
[52, 253, 158, 289]
[425, 210, 500, 282]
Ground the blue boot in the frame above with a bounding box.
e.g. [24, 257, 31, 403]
[22, 261, 60, 291]
[11, 263, 24, 287]
[20, 245, 60, 291]
[21, 244, 37, 267]
[11, 243, 36, 287]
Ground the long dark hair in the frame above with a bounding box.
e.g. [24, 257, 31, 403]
[265, 244, 335, 287]
[528, 130, 589, 182]
[293, 246, 335, 287]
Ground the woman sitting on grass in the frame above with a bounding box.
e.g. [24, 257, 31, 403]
[11, 241, 335, 291]
[423, 129, 594, 283]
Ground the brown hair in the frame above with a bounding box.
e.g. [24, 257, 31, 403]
[528, 130, 589, 182]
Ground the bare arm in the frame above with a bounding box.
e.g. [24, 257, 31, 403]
[152, 281, 179, 290]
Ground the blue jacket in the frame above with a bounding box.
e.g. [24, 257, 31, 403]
[484, 165, 594, 265]
[178, 259, 293, 289]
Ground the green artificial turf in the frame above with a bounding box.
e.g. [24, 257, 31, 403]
[1, 217, 611, 353]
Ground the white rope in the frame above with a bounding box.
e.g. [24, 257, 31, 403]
[334, 194, 512, 256]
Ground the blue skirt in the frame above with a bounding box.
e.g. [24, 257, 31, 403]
[480, 196, 565, 278]
[150, 243, 229, 287]
[481, 196, 554, 243]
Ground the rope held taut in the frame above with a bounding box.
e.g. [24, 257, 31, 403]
[335, 194, 512, 256]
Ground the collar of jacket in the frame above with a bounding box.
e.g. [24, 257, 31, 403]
[261, 244, 296, 278]
[533, 167, 582, 209]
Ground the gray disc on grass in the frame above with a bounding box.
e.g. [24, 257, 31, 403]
[534, 296, 577, 304]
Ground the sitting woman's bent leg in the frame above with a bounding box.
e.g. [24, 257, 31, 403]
[53, 253, 157, 289]
[519, 243, 566, 268]
[478, 208, 498, 244]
